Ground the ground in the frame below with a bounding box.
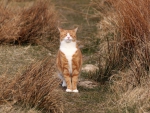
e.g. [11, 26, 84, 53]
[51, 1, 109, 112]
[0, 0, 111, 113]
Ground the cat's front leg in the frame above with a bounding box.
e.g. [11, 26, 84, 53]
[72, 75, 79, 93]
[63, 69, 72, 92]
[72, 69, 79, 93]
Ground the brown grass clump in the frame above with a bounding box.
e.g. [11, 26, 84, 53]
[0, 58, 63, 113]
[92, 0, 150, 112]
[107, 0, 150, 88]
[0, 5, 19, 43]
[0, 0, 59, 48]
[109, 0, 150, 60]
[12, 0, 35, 2]
[18, 0, 58, 45]
[91, 0, 150, 83]
[109, 72, 150, 112]
[0, 104, 42, 113]
[89, 0, 121, 82]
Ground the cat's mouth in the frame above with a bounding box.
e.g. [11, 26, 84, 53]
[65, 39, 72, 43]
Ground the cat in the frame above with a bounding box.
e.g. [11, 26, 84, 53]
[56, 27, 82, 93]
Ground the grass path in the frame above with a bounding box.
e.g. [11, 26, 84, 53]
[0, 1, 147, 113]
[51, 0, 110, 113]
[0, 0, 111, 112]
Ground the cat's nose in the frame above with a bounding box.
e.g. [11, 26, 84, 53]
[67, 37, 70, 39]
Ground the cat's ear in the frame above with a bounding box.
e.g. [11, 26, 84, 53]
[74, 27, 78, 33]
[58, 27, 63, 32]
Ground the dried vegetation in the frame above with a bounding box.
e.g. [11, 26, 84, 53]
[0, 58, 63, 113]
[0, 0, 59, 48]
[91, 0, 150, 112]
[0, 1, 63, 112]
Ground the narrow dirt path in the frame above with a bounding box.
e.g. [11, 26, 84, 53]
[51, 1, 109, 113]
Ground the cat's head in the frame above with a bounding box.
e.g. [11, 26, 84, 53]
[58, 27, 78, 43]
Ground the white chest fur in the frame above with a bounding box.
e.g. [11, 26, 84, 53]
[60, 41, 77, 73]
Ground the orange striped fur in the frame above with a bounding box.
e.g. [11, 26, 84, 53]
[56, 27, 82, 92]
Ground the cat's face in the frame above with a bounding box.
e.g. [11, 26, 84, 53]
[58, 28, 78, 43]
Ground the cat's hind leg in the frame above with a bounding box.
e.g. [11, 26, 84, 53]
[57, 73, 66, 87]
[62, 80, 66, 87]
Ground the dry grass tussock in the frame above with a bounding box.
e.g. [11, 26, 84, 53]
[0, 58, 63, 113]
[110, 75, 150, 112]
[0, 105, 42, 113]
[92, 0, 150, 112]
[0, 0, 59, 48]
[108, 0, 150, 89]
[92, 0, 150, 82]
[90, 0, 120, 82]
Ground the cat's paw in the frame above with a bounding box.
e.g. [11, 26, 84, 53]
[66, 89, 72, 92]
[62, 80, 67, 87]
[72, 89, 79, 93]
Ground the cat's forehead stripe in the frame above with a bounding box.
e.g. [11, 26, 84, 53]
[67, 33, 70, 36]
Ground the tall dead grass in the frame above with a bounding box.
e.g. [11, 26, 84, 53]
[0, 4, 19, 43]
[18, 0, 58, 45]
[92, 0, 150, 112]
[108, 0, 150, 89]
[0, 58, 63, 113]
[92, 0, 150, 83]
[90, 0, 122, 82]
[0, 0, 59, 48]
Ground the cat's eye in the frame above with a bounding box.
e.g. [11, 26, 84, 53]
[61, 34, 66, 37]
[71, 35, 75, 38]
[70, 34, 73, 37]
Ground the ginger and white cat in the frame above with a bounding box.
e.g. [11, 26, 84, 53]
[56, 27, 82, 93]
